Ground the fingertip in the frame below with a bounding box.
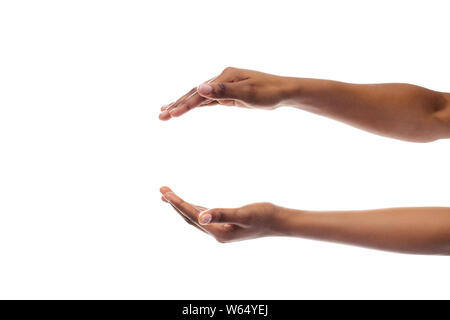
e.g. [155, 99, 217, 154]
[159, 110, 171, 121]
[161, 195, 168, 202]
[160, 186, 172, 194]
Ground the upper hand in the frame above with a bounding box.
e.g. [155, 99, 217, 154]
[159, 67, 289, 120]
[160, 186, 282, 242]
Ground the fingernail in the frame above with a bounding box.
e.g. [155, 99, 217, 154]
[199, 213, 212, 225]
[198, 83, 213, 95]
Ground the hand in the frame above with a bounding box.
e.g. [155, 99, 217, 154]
[159, 67, 290, 120]
[159, 186, 282, 242]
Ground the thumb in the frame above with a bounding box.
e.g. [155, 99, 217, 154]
[197, 82, 243, 100]
[198, 208, 247, 226]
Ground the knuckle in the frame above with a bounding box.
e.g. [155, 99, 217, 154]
[214, 210, 225, 223]
[215, 83, 226, 97]
[222, 66, 235, 74]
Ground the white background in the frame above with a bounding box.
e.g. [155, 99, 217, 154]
[0, 0, 449, 299]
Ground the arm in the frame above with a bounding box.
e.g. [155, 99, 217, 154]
[160, 187, 450, 255]
[159, 67, 450, 142]
[282, 79, 450, 142]
[276, 207, 450, 255]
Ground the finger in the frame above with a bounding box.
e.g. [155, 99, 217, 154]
[168, 92, 206, 118]
[160, 72, 220, 119]
[160, 187, 202, 224]
[216, 99, 237, 107]
[199, 100, 218, 107]
[160, 187, 210, 234]
[159, 102, 176, 120]
[194, 205, 207, 211]
[161, 103, 174, 112]
[197, 81, 249, 101]
[164, 73, 222, 118]
[163, 192, 199, 222]
[166, 200, 209, 234]
[198, 208, 248, 226]
[159, 87, 197, 120]
[159, 72, 232, 120]
[160, 186, 174, 195]
[159, 110, 170, 120]
[160, 187, 230, 238]
[172, 87, 197, 108]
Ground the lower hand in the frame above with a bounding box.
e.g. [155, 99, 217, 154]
[160, 186, 283, 242]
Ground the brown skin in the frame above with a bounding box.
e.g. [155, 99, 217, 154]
[160, 187, 450, 255]
[159, 68, 450, 254]
[160, 187, 278, 243]
[160, 67, 450, 142]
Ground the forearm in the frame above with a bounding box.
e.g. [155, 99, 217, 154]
[280, 77, 450, 142]
[273, 206, 450, 255]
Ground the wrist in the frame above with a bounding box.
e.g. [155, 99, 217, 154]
[269, 205, 305, 237]
[277, 77, 303, 107]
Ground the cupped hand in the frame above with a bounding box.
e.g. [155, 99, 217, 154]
[159, 67, 289, 120]
[160, 186, 282, 242]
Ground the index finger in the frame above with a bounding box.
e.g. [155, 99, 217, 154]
[167, 91, 210, 118]
[159, 87, 199, 120]
[159, 76, 218, 120]
[160, 187, 200, 224]
[166, 200, 209, 234]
